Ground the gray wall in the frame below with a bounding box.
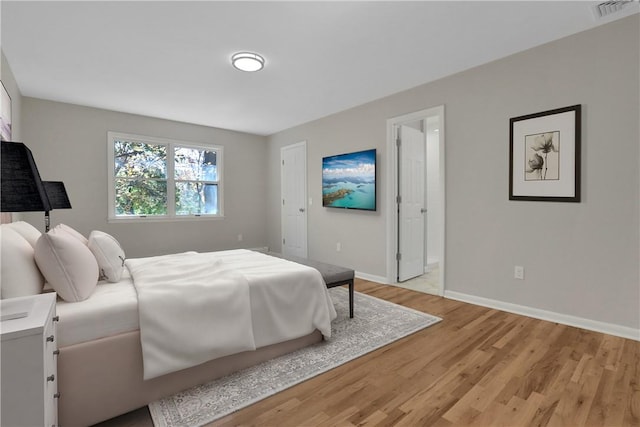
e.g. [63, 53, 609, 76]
[267, 16, 639, 330]
[21, 98, 269, 258]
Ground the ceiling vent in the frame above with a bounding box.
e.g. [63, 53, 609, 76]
[593, 1, 637, 19]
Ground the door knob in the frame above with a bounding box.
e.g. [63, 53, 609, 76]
[420, 208, 427, 214]
[299, 208, 305, 213]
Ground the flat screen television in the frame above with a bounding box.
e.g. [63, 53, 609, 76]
[322, 148, 376, 211]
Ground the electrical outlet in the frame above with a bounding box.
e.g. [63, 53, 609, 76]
[309, 197, 313, 205]
[514, 266, 524, 280]
[336, 242, 341, 252]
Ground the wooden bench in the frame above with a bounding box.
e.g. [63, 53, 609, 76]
[265, 252, 355, 318]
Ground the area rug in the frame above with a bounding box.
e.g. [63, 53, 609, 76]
[148, 286, 441, 427]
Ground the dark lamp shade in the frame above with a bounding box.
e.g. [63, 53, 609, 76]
[43, 181, 71, 210]
[1, 141, 51, 212]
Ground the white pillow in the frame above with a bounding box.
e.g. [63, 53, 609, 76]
[0, 227, 45, 298]
[88, 230, 125, 283]
[6, 221, 42, 248]
[55, 223, 89, 245]
[34, 229, 98, 302]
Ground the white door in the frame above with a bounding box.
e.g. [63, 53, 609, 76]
[281, 142, 308, 258]
[398, 125, 425, 281]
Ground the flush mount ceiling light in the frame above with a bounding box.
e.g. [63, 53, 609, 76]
[231, 52, 265, 72]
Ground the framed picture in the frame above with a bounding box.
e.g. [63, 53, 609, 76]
[1, 81, 11, 141]
[509, 104, 581, 202]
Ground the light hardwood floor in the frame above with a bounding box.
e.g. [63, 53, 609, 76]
[96, 279, 640, 427]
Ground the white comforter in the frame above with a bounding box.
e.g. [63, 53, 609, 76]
[126, 250, 336, 380]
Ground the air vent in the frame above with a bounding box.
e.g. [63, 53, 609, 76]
[593, 1, 636, 19]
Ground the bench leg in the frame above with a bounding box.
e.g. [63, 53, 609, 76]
[348, 279, 354, 318]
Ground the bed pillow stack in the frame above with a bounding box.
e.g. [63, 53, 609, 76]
[1, 222, 126, 302]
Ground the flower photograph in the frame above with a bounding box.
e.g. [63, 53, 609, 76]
[525, 131, 559, 181]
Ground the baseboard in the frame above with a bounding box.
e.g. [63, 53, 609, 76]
[355, 271, 388, 284]
[444, 290, 640, 341]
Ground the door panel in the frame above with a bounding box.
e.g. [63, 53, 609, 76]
[398, 125, 425, 281]
[281, 142, 307, 258]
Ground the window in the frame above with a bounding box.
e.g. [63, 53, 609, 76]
[108, 132, 223, 221]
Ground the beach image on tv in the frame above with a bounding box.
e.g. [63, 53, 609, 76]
[322, 149, 376, 210]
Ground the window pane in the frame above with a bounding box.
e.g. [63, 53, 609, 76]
[174, 147, 217, 181]
[175, 183, 218, 215]
[114, 140, 167, 179]
[115, 179, 167, 216]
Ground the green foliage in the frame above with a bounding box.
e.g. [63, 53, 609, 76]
[114, 140, 166, 178]
[115, 179, 167, 216]
[114, 140, 167, 216]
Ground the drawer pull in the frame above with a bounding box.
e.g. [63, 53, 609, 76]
[52, 315, 59, 322]
[53, 350, 60, 356]
[47, 374, 55, 382]
[46, 335, 55, 343]
[54, 392, 61, 399]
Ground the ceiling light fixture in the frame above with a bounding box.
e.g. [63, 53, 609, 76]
[231, 52, 265, 72]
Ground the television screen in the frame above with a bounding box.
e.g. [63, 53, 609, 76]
[322, 148, 376, 211]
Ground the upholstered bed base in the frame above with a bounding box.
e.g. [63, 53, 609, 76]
[57, 329, 323, 426]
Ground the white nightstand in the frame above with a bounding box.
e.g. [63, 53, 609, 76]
[1, 293, 59, 427]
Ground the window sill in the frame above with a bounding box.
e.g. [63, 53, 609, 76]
[107, 215, 224, 224]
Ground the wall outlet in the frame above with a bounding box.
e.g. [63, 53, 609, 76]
[336, 242, 341, 252]
[237, 234, 243, 242]
[514, 266, 524, 280]
[309, 197, 313, 205]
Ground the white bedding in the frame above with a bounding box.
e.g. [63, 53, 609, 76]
[55, 271, 138, 347]
[57, 249, 336, 380]
[210, 250, 336, 346]
[127, 251, 257, 379]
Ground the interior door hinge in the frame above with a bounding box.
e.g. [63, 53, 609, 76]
[282, 199, 285, 205]
[396, 137, 401, 147]
[396, 195, 402, 204]
[396, 253, 402, 261]
[282, 159, 284, 166]
[283, 238, 286, 245]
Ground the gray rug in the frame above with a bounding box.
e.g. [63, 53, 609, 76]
[148, 287, 441, 427]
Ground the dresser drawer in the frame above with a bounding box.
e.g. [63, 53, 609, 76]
[1, 293, 58, 427]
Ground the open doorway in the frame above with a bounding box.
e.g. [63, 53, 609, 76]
[386, 106, 445, 296]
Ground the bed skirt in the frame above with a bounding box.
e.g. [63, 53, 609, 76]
[57, 329, 323, 426]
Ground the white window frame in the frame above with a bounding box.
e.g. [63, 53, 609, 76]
[107, 131, 224, 222]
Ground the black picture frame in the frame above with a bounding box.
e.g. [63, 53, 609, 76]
[1, 81, 11, 142]
[509, 104, 581, 202]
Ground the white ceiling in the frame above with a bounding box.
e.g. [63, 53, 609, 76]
[1, 1, 637, 136]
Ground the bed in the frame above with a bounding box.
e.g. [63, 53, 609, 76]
[0, 222, 337, 426]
